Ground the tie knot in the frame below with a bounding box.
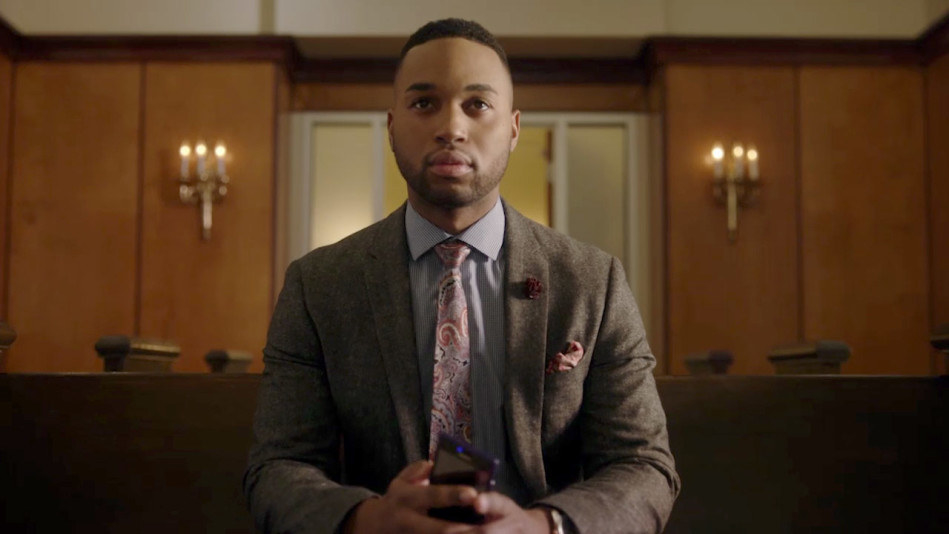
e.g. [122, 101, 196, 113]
[435, 241, 471, 269]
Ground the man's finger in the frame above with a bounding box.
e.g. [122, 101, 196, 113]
[396, 482, 478, 511]
[394, 510, 474, 534]
[472, 491, 520, 517]
[396, 460, 433, 484]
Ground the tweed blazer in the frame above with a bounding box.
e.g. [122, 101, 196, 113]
[244, 202, 680, 534]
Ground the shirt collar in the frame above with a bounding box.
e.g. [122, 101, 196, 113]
[405, 199, 505, 261]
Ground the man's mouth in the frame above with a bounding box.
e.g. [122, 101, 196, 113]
[427, 152, 473, 177]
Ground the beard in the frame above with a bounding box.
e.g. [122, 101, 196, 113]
[393, 144, 510, 209]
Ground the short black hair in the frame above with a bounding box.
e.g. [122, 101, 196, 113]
[399, 18, 508, 70]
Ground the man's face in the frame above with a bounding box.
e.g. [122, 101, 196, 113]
[388, 37, 520, 213]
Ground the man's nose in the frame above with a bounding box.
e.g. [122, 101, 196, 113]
[434, 107, 468, 145]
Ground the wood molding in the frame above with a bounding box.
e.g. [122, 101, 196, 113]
[920, 10, 949, 62]
[511, 57, 645, 84]
[0, 15, 21, 57]
[6, 34, 930, 84]
[644, 37, 922, 68]
[291, 57, 645, 84]
[291, 82, 648, 112]
[17, 35, 297, 63]
[292, 57, 396, 83]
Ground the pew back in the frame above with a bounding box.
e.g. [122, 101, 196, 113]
[1, 374, 259, 533]
[662, 376, 948, 533]
[1, 374, 946, 533]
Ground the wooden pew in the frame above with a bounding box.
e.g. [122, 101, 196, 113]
[662, 376, 948, 533]
[0, 374, 259, 533]
[1, 374, 946, 532]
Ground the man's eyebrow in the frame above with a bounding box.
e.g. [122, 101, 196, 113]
[403, 82, 498, 94]
[465, 83, 497, 94]
[405, 82, 435, 93]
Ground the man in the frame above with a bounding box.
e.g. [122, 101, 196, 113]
[244, 18, 679, 534]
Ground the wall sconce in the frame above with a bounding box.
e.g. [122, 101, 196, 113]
[178, 140, 229, 241]
[710, 141, 760, 242]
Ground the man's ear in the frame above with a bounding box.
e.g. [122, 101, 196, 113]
[386, 110, 394, 149]
[509, 109, 521, 152]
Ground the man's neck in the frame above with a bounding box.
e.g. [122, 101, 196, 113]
[407, 193, 499, 235]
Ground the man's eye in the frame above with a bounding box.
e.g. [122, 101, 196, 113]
[469, 99, 490, 111]
[411, 99, 433, 110]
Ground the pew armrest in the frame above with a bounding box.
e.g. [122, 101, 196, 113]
[767, 340, 851, 374]
[205, 349, 253, 373]
[0, 322, 16, 353]
[684, 350, 734, 375]
[94, 335, 180, 372]
[931, 324, 949, 353]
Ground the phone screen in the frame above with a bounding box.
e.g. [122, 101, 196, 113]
[428, 434, 499, 524]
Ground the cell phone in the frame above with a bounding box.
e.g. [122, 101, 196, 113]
[428, 433, 499, 524]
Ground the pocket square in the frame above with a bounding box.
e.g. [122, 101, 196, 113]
[545, 341, 584, 376]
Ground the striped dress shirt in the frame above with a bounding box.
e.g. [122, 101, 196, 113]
[405, 199, 530, 503]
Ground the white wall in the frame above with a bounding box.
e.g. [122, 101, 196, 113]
[0, 0, 940, 38]
[0, 0, 262, 34]
[279, 0, 932, 38]
[275, 0, 665, 37]
[667, 0, 931, 38]
[930, 0, 949, 22]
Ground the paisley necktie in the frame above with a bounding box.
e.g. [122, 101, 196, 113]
[429, 241, 472, 458]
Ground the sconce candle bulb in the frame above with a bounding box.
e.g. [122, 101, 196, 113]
[179, 142, 191, 179]
[177, 138, 231, 241]
[710, 141, 761, 242]
[732, 143, 745, 177]
[214, 142, 227, 175]
[195, 141, 207, 176]
[711, 143, 725, 179]
[747, 146, 759, 180]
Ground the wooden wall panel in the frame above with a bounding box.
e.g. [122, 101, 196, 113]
[292, 82, 647, 111]
[665, 65, 800, 375]
[0, 53, 11, 331]
[141, 63, 275, 373]
[273, 67, 292, 311]
[6, 63, 141, 372]
[799, 66, 929, 374]
[646, 72, 666, 371]
[927, 54, 949, 374]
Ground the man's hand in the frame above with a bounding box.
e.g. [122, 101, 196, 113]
[344, 460, 479, 534]
[457, 492, 551, 534]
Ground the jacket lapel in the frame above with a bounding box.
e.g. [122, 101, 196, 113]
[502, 205, 549, 498]
[363, 206, 427, 463]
